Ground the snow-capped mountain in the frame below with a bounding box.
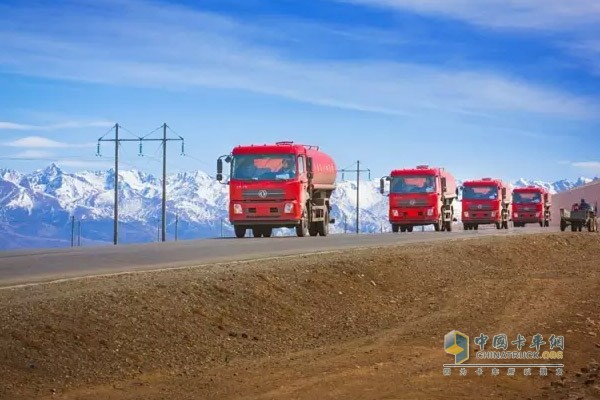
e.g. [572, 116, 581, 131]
[0, 164, 595, 250]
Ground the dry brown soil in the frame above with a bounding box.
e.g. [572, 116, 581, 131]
[0, 233, 599, 400]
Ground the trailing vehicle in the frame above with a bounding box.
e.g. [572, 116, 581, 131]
[560, 200, 598, 232]
[380, 165, 458, 232]
[461, 178, 511, 230]
[512, 186, 551, 227]
[217, 141, 336, 238]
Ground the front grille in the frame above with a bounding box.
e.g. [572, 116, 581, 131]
[397, 199, 430, 207]
[519, 206, 536, 212]
[468, 203, 493, 211]
[242, 189, 285, 200]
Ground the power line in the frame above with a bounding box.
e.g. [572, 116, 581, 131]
[338, 161, 371, 234]
[97, 123, 185, 245]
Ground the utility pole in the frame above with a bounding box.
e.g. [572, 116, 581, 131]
[70, 216, 75, 247]
[77, 220, 81, 247]
[175, 214, 179, 241]
[338, 161, 371, 235]
[114, 124, 119, 245]
[97, 123, 184, 246]
[161, 123, 167, 242]
[220, 218, 224, 238]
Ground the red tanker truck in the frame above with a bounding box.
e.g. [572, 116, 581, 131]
[512, 186, 551, 227]
[380, 165, 458, 232]
[217, 141, 337, 238]
[461, 178, 511, 230]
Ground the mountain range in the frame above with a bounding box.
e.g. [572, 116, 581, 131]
[0, 164, 595, 250]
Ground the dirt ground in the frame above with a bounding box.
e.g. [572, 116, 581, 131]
[0, 233, 599, 400]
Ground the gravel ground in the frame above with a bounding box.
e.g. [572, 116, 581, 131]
[0, 233, 598, 399]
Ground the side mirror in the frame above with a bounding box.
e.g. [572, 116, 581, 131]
[455, 188, 459, 196]
[216, 159, 223, 182]
[441, 177, 447, 192]
[379, 178, 385, 194]
[306, 157, 314, 180]
[225, 155, 232, 163]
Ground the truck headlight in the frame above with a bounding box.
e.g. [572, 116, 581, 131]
[514, 213, 518, 218]
[233, 204, 243, 214]
[427, 208, 434, 216]
[491, 211, 497, 217]
[535, 212, 541, 217]
[284, 203, 294, 213]
[392, 209, 399, 217]
[463, 211, 469, 218]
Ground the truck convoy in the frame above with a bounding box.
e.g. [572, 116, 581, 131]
[512, 186, 551, 227]
[379, 165, 458, 232]
[461, 178, 511, 230]
[217, 141, 337, 238]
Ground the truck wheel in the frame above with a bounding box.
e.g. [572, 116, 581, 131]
[252, 227, 263, 238]
[474, 225, 479, 230]
[495, 222, 501, 230]
[309, 223, 319, 237]
[560, 220, 566, 231]
[318, 210, 330, 236]
[544, 220, 550, 227]
[400, 226, 406, 233]
[296, 210, 309, 237]
[578, 224, 583, 232]
[234, 226, 247, 238]
[392, 225, 399, 233]
[263, 227, 273, 237]
[571, 224, 577, 232]
[407, 226, 414, 232]
[434, 220, 442, 231]
[463, 223, 469, 230]
[502, 221, 508, 229]
[445, 221, 452, 232]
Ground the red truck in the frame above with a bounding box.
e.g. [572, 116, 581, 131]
[461, 178, 511, 230]
[512, 186, 551, 227]
[217, 141, 337, 238]
[380, 165, 458, 232]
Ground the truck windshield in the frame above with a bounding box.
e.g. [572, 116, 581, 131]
[462, 185, 498, 200]
[513, 192, 541, 204]
[390, 176, 436, 194]
[231, 154, 297, 180]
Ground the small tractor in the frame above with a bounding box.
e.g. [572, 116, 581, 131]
[560, 201, 598, 232]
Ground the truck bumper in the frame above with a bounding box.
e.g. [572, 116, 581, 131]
[513, 218, 542, 224]
[389, 218, 437, 226]
[462, 219, 500, 225]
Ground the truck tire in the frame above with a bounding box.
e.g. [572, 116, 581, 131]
[495, 222, 501, 230]
[234, 226, 247, 238]
[400, 226, 406, 233]
[296, 209, 309, 237]
[318, 210, 330, 236]
[571, 224, 577, 232]
[502, 221, 508, 229]
[407, 226, 414, 232]
[578, 224, 583, 232]
[309, 223, 319, 237]
[560, 220, 566, 231]
[252, 227, 263, 238]
[434, 220, 442, 231]
[544, 220, 550, 227]
[392, 224, 399, 233]
[445, 221, 452, 232]
[463, 223, 469, 230]
[474, 225, 479, 230]
[263, 227, 273, 237]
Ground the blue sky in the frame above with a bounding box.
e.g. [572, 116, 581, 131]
[1, 0, 599, 182]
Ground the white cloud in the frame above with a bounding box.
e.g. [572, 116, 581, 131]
[337, 0, 600, 31]
[572, 161, 600, 171]
[3, 136, 93, 149]
[0, 120, 114, 131]
[3, 150, 54, 159]
[0, 0, 596, 120]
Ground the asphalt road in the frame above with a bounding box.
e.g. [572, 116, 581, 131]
[0, 226, 557, 287]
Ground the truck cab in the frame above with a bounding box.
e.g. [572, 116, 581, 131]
[512, 186, 551, 227]
[217, 142, 336, 238]
[461, 178, 511, 230]
[380, 165, 457, 232]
